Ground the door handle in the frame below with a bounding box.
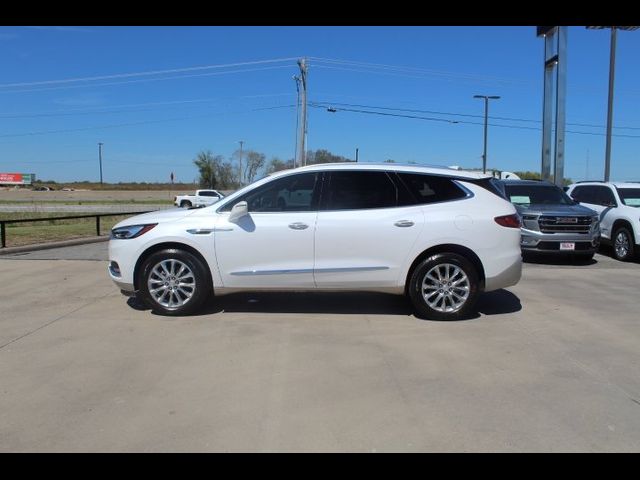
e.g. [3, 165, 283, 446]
[288, 222, 309, 230]
[394, 220, 414, 227]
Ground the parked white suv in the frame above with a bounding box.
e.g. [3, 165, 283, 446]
[108, 163, 522, 319]
[566, 182, 640, 261]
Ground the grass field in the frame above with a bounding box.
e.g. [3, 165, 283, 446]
[0, 212, 136, 248]
[0, 199, 171, 205]
[0, 189, 235, 249]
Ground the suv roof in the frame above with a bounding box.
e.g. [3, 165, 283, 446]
[569, 181, 640, 189]
[280, 162, 493, 180]
[500, 179, 556, 187]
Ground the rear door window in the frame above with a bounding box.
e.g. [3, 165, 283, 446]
[322, 171, 398, 210]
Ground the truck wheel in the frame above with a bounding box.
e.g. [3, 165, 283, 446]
[180, 200, 192, 208]
[612, 226, 635, 261]
[137, 249, 211, 316]
[407, 253, 480, 321]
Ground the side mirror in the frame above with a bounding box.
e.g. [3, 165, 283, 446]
[228, 201, 249, 222]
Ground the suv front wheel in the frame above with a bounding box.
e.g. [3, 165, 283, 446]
[612, 226, 635, 261]
[408, 253, 480, 320]
[137, 249, 210, 316]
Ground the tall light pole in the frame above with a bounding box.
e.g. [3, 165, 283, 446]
[98, 142, 104, 185]
[473, 95, 500, 173]
[586, 26, 638, 181]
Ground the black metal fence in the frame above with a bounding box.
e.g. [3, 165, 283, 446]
[0, 211, 151, 248]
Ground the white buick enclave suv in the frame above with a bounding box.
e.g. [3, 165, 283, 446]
[108, 163, 522, 320]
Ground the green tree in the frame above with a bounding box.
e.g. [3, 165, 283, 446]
[306, 149, 352, 165]
[514, 171, 542, 181]
[193, 150, 221, 189]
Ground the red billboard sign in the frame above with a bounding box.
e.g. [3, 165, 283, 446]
[0, 173, 35, 185]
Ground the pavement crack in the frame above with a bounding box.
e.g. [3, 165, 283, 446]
[0, 292, 112, 351]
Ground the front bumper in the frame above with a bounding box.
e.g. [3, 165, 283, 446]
[520, 229, 600, 254]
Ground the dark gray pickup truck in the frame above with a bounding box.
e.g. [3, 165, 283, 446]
[499, 180, 601, 259]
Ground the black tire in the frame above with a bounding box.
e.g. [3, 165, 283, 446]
[180, 200, 192, 208]
[612, 226, 635, 261]
[407, 253, 480, 320]
[137, 248, 211, 316]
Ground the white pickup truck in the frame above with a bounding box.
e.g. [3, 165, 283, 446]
[174, 189, 225, 208]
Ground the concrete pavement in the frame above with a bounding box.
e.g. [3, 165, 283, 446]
[0, 248, 639, 452]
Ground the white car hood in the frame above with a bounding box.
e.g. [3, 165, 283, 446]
[114, 207, 197, 228]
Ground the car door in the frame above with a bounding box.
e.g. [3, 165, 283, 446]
[214, 172, 320, 288]
[571, 185, 616, 240]
[313, 170, 424, 288]
[199, 190, 221, 206]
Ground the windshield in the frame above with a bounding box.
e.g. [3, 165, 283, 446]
[504, 184, 574, 206]
[617, 188, 640, 207]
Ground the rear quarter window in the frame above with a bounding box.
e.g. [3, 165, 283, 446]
[396, 173, 468, 205]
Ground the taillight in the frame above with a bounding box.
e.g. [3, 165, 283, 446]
[495, 214, 521, 228]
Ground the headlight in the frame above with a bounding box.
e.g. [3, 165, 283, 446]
[110, 223, 157, 239]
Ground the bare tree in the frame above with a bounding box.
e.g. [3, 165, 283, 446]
[266, 157, 295, 174]
[243, 150, 266, 184]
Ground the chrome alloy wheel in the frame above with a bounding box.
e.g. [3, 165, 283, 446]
[421, 263, 470, 313]
[147, 259, 196, 308]
[615, 231, 630, 259]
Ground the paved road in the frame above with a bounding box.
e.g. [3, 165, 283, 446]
[1, 246, 639, 452]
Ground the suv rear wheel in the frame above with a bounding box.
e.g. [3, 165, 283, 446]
[612, 226, 635, 261]
[408, 253, 480, 320]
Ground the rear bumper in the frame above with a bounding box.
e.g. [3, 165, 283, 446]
[485, 255, 522, 292]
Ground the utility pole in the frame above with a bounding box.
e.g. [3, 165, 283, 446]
[473, 95, 500, 174]
[296, 58, 308, 168]
[355, 148, 359, 162]
[586, 148, 590, 180]
[238, 140, 244, 186]
[604, 27, 617, 182]
[293, 75, 301, 168]
[586, 26, 638, 181]
[98, 142, 104, 185]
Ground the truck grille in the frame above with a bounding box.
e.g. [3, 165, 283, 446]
[538, 216, 593, 233]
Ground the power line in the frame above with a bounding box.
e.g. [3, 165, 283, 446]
[309, 57, 534, 86]
[0, 57, 300, 89]
[310, 56, 640, 98]
[310, 103, 640, 138]
[0, 65, 296, 95]
[0, 104, 296, 139]
[312, 103, 459, 124]
[312, 100, 640, 132]
[0, 93, 294, 119]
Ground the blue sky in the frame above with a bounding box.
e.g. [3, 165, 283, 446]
[0, 26, 638, 183]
